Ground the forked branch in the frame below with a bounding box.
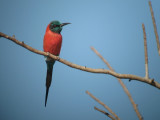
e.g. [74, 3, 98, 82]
[91, 47, 143, 120]
[86, 91, 120, 120]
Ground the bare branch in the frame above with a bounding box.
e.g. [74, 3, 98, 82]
[94, 106, 116, 120]
[91, 47, 143, 120]
[0, 32, 160, 89]
[142, 24, 149, 79]
[149, 1, 160, 56]
[86, 91, 120, 120]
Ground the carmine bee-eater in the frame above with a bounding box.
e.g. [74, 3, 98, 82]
[43, 20, 70, 107]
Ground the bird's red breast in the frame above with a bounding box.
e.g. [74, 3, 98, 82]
[43, 24, 62, 56]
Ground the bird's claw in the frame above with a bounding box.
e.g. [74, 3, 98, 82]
[57, 56, 60, 61]
[47, 52, 50, 57]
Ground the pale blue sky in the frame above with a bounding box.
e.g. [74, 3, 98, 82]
[0, 0, 160, 120]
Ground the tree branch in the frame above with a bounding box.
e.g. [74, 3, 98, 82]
[86, 91, 120, 120]
[0, 32, 160, 89]
[94, 106, 116, 120]
[149, 1, 160, 56]
[91, 47, 143, 120]
[142, 24, 149, 79]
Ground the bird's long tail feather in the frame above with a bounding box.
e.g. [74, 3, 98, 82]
[45, 61, 54, 107]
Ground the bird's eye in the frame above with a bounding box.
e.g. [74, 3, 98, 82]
[51, 24, 60, 29]
[53, 25, 60, 28]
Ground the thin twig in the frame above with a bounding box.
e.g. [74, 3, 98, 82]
[149, 1, 160, 56]
[0, 32, 160, 89]
[91, 47, 143, 120]
[142, 24, 149, 79]
[86, 91, 120, 120]
[94, 106, 116, 120]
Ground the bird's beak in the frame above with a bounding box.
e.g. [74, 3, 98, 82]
[60, 23, 71, 27]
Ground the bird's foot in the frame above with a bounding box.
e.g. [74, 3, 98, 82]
[45, 52, 52, 61]
[46, 52, 50, 57]
[57, 56, 60, 61]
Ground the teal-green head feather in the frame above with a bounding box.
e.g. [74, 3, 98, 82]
[49, 20, 71, 34]
[50, 21, 62, 34]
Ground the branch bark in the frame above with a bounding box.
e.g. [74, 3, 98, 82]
[142, 24, 149, 79]
[149, 1, 160, 56]
[91, 47, 143, 120]
[86, 91, 120, 120]
[0, 32, 160, 89]
[94, 106, 116, 120]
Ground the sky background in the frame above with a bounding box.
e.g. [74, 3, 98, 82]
[0, 0, 160, 120]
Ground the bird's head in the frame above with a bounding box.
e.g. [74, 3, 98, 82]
[49, 20, 70, 34]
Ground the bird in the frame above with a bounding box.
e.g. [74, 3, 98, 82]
[43, 20, 70, 107]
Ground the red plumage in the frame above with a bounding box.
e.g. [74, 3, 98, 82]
[43, 23, 62, 107]
[43, 24, 62, 56]
[43, 21, 70, 107]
